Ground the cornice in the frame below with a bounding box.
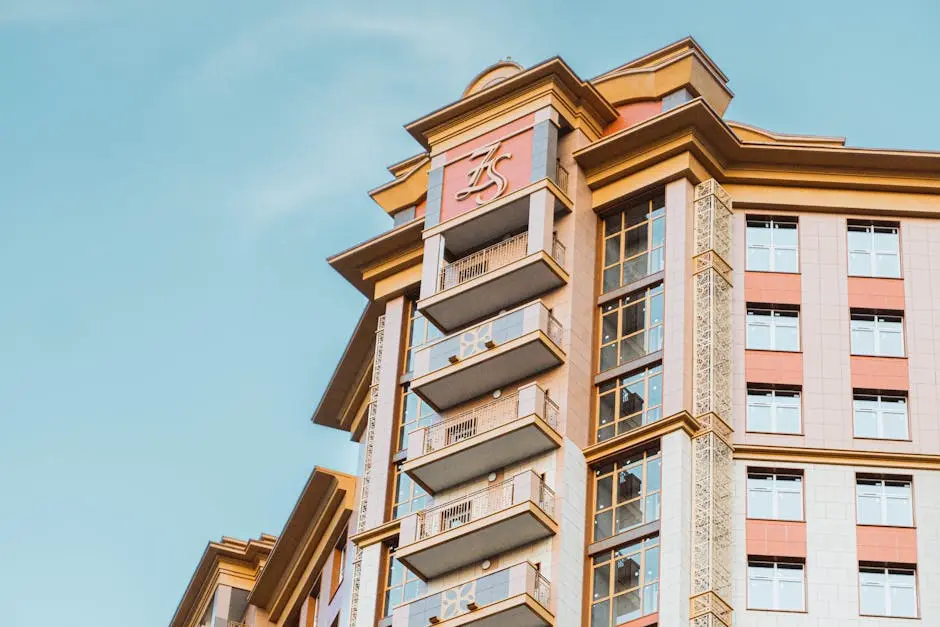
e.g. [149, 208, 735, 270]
[369, 156, 430, 215]
[351, 518, 401, 549]
[583, 411, 700, 466]
[734, 444, 940, 471]
[327, 218, 424, 299]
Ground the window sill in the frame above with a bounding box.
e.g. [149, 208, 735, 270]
[853, 436, 912, 443]
[849, 274, 904, 281]
[746, 517, 805, 523]
[857, 523, 916, 530]
[745, 348, 802, 354]
[745, 607, 807, 614]
[851, 353, 907, 359]
[594, 350, 663, 385]
[597, 271, 665, 306]
[859, 614, 919, 620]
[745, 429, 804, 436]
[745, 269, 801, 275]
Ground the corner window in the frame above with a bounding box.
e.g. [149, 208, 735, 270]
[398, 387, 439, 452]
[391, 463, 428, 519]
[850, 312, 904, 357]
[746, 387, 801, 434]
[848, 221, 901, 278]
[747, 470, 803, 521]
[602, 196, 665, 292]
[860, 567, 917, 617]
[404, 302, 442, 373]
[590, 536, 660, 627]
[383, 547, 426, 617]
[853, 392, 908, 440]
[746, 307, 800, 351]
[596, 365, 663, 442]
[593, 446, 661, 541]
[856, 477, 913, 527]
[748, 560, 805, 612]
[599, 284, 664, 371]
[746, 216, 799, 273]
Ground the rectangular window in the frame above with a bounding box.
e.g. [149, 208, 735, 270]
[599, 284, 664, 371]
[856, 477, 913, 527]
[593, 446, 661, 541]
[590, 536, 660, 627]
[747, 471, 803, 521]
[596, 365, 663, 442]
[404, 301, 442, 373]
[746, 387, 801, 434]
[602, 196, 666, 292]
[860, 567, 917, 617]
[391, 463, 428, 519]
[398, 386, 439, 452]
[848, 221, 901, 278]
[747, 560, 805, 611]
[746, 216, 799, 273]
[746, 307, 800, 351]
[850, 312, 904, 357]
[853, 392, 908, 440]
[383, 547, 427, 617]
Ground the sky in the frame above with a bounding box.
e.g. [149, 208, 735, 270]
[1, 0, 938, 625]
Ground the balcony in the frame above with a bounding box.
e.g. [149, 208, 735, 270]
[418, 231, 567, 332]
[410, 301, 565, 411]
[396, 472, 557, 581]
[403, 383, 562, 494]
[392, 562, 552, 627]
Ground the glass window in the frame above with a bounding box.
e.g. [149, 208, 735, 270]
[398, 386, 439, 452]
[848, 222, 901, 278]
[599, 284, 665, 371]
[404, 301, 442, 373]
[602, 196, 666, 292]
[383, 547, 426, 617]
[860, 567, 917, 617]
[596, 365, 663, 442]
[391, 463, 428, 519]
[746, 217, 799, 273]
[747, 388, 801, 434]
[853, 393, 908, 440]
[747, 471, 803, 521]
[591, 536, 660, 627]
[746, 307, 799, 351]
[856, 477, 913, 527]
[850, 312, 904, 357]
[593, 446, 662, 541]
[748, 560, 805, 611]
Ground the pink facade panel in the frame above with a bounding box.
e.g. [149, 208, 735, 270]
[847, 276, 905, 310]
[850, 355, 909, 390]
[746, 520, 807, 559]
[745, 350, 803, 385]
[744, 271, 802, 306]
[857, 525, 918, 563]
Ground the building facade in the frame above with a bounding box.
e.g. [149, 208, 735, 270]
[171, 38, 940, 627]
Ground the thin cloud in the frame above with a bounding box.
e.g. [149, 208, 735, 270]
[0, 0, 116, 25]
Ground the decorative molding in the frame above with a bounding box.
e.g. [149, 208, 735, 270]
[583, 411, 699, 465]
[734, 445, 940, 471]
[351, 519, 401, 549]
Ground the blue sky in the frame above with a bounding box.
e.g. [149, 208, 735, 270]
[1, 0, 938, 625]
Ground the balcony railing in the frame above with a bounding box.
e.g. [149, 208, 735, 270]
[551, 235, 566, 270]
[416, 473, 555, 541]
[421, 390, 560, 454]
[553, 160, 569, 194]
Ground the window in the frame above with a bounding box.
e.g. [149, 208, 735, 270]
[383, 547, 426, 617]
[860, 567, 917, 617]
[746, 216, 799, 273]
[856, 477, 913, 526]
[599, 284, 664, 371]
[590, 536, 659, 627]
[601, 196, 665, 292]
[747, 388, 801, 434]
[848, 221, 901, 278]
[748, 560, 805, 611]
[404, 302, 442, 373]
[398, 387, 439, 451]
[746, 307, 799, 351]
[391, 463, 428, 518]
[747, 471, 803, 521]
[850, 312, 904, 357]
[854, 392, 908, 440]
[330, 536, 347, 597]
[593, 446, 661, 541]
[596, 365, 663, 442]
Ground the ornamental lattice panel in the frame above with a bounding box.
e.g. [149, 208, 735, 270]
[690, 180, 733, 627]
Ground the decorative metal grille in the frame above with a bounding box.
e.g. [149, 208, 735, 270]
[416, 479, 515, 540]
[690, 180, 733, 627]
[546, 312, 564, 347]
[438, 232, 529, 292]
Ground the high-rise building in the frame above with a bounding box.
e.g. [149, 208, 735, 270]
[170, 37, 940, 627]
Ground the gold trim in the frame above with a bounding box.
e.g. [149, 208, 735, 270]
[351, 518, 401, 549]
[734, 444, 940, 471]
[583, 411, 700, 465]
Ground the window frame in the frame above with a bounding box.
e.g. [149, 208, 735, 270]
[381, 545, 427, 617]
[397, 385, 439, 452]
[403, 300, 442, 374]
[391, 462, 429, 519]
[746, 215, 800, 273]
[589, 535, 660, 627]
[852, 392, 909, 441]
[598, 283, 665, 372]
[855, 476, 914, 527]
[592, 445, 662, 542]
[747, 559, 806, 612]
[595, 364, 664, 443]
[850, 312, 905, 357]
[859, 566, 918, 618]
[600, 195, 666, 293]
[746, 306, 800, 352]
[746, 470, 804, 521]
[746, 387, 802, 434]
[847, 221, 901, 278]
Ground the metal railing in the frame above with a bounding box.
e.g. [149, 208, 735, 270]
[227, 622, 249, 627]
[554, 160, 569, 193]
[534, 570, 552, 607]
[551, 235, 566, 269]
[438, 232, 528, 292]
[546, 311, 564, 347]
[538, 481, 556, 518]
[543, 395, 560, 428]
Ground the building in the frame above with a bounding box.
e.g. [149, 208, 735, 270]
[170, 37, 940, 627]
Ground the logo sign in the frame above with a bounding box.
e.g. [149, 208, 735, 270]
[454, 141, 512, 205]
